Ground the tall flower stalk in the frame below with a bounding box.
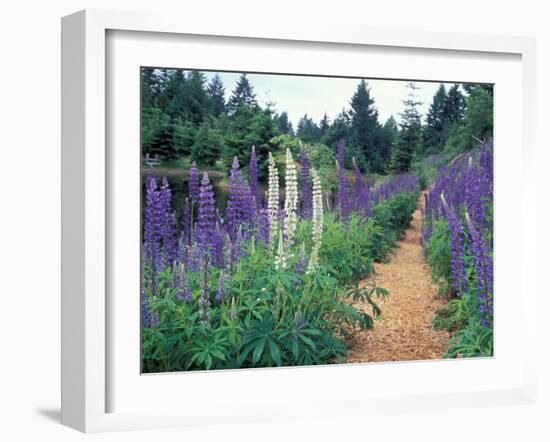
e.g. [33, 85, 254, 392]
[267, 152, 279, 248]
[440, 192, 465, 295]
[465, 211, 493, 328]
[284, 148, 298, 248]
[196, 172, 217, 255]
[225, 157, 254, 240]
[307, 168, 324, 274]
[299, 144, 312, 219]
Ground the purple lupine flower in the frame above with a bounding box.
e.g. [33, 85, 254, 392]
[181, 198, 191, 246]
[226, 157, 256, 241]
[465, 212, 493, 328]
[158, 178, 178, 266]
[336, 140, 351, 225]
[479, 142, 493, 233]
[226, 157, 246, 239]
[195, 172, 217, 254]
[257, 206, 270, 245]
[441, 193, 466, 295]
[212, 221, 225, 268]
[144, 176, 163, 295]
[249, 145, 258, 205]
[352, 158, 371, 218]
[188, 161, 200, 203]
[465, 160, 482, 230]
[299, 144, 312, 219]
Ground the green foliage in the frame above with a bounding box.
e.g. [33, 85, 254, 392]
[424, 210, 494, 359]
[371, 192, 418, 239]
[319, 213, 375, 285]
[227, 73, 258, 114]
[191, 117, 224, 166]
[276, 111, 294, 135]
[443, 85, 493, 156]
[445, 322, 493, 358]
[425, 219, 452, 294]
[432, 298, 469, 332]
[142, 190, 419, 372]
[349, 80, 382, 172]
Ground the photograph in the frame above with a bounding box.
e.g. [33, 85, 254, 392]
[139, 68, 494, 373]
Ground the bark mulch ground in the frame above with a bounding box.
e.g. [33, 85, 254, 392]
[346, 194, 451, 363]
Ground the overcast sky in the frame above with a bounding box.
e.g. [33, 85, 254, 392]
[203, 71, 449, 128]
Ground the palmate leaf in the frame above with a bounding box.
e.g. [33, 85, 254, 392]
[267, 339, 282, 366]
[253, 338, 266, 363]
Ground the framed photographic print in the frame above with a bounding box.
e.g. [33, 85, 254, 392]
[61, 9, 537, 433]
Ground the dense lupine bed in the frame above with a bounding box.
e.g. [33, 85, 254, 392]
[421, 142, 493, 357]
[141, 141, 419, 372]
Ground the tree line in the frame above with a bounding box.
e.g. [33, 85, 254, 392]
[141, 68, 493, 179]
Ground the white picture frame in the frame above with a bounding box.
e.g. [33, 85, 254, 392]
[61, 9, 537, 433]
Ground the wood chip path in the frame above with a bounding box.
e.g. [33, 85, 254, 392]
[346, 194, 451, 363]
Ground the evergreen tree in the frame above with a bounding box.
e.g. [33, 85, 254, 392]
[462, 83, 494, 97]
[163, 70, 187, 119]
[148, 115, 181, 160]
[173, 119, 196, 157]
[348, 80, 382, 172]
[321, 110, 351, 154]
[443, 84, 466, 128]
[227, 73, 258, 114]
[423, 84, 448, 154]
[377, 116, 398, 168]
[277, 111, 294, 135]
[390, 82, 423, 173]
[296, 114, 320, 144]
[141, 69, 163, 153]
[224, 106, 278, 179]
[207, 74, 226, 117]
[443, 85, 493, 154]
[318, 113, 330, 140]
[191, 117, 224, 166]
[182, 70, 209, 125]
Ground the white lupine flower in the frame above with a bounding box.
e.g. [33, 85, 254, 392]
[274, 227, 287, 270]
[267, 152, 279, 248]
[307, 168, 324, 274]
[284, 148, 298, 248]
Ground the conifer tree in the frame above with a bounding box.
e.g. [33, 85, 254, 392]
[227, 74, 258, 114]
[207, 74, 226, 117]
[277, 111, 294, 135]
[296, 114, 320, 144]
[349, 80, 382, 172]
[390, 82, 423, 173]
[443, 84, 466, 128]
[423, 84, 448, 154]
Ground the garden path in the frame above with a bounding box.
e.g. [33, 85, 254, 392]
[346, 193, 451, 363]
